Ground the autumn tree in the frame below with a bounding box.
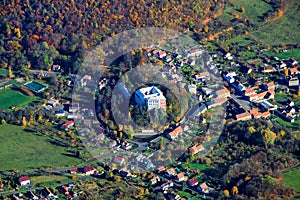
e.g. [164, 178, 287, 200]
[22, 116, 27, 127]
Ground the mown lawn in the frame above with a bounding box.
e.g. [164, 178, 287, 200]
[0, 124, 82, 171]
[283, 166, 300, 193]
[0, 88, 36, 110]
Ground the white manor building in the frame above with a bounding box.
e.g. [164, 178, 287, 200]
[134, 86, 167, 110]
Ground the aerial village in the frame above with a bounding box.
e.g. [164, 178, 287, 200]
[0, 41, 299, 199]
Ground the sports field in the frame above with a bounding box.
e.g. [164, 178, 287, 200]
[0, 88, 35, 110]
[0, 124, 82, 171]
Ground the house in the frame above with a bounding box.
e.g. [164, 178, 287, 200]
[233, 81, 246, 92]
[287, 99, 294, 107]
[80, 75, 92, 87]
[287, 77, 299, 87]
[290, 67, 298, 75]
[261, 65, 275, 73]
[187, 49, 202, 57]
[55, 109, 65, 117]
[188, 178, 199, 187]
[260, 101, 277, 110]
[195, 71, 209, 81]
[201, 87, 213, 96]
[166, 168, 176, 177]
[235, 111, 252, 121]
[213, 97, 228, 106]
[150, 176, 161, 185]
[157, 166, 166, 173]
[83, 165, 95, 175]
[249, 108, 259, 115]
[244, 88, 256, 96]
[19, 176, 30, 186]
[69, 102, 79, 113]
[69, 168, 78, 174]
[216, 87, 230, 98]
[161, 180, 173, 190]
[52, 64, 61, 72]
[60, 121, 74, 131]
[176, 172, 185, 182]
[121, 141, 132, 150]
[114, 156, 125, 165]
[198, 182, 212, 194]
[261, 111, 271, 118]
[166, 126, 183, 140]
[158, 51, 167, 58]
[188, 84, 197, 94]
[222, 71, 235, 84]
[263, 82, 275, 91]
[134, 86, 167, 110]
[189, 144, 204, 155]
[47, 99, 59, 107]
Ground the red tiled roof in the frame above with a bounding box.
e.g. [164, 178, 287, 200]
[261, 111, 270, 118]
[214, 97, 228, 105]
[168, 126, 183, 138]
[249, 108, 259, 114]
[189, 144, 204, 155]
[253, 112, 262, 119]
[236, 112, 251, 120]
[19, 176, 30, 182]
[216, 87, 230, 96]
[177, 172, 185, 180]
[189, 178, 198, 185]
[157, 166, 165, 172]
[70, 168, 78, 173]
[84, 165, 94, 172]
[244, 88, 255, 95]
[266, 82, 275, 88]
[290, 67, 298, 74]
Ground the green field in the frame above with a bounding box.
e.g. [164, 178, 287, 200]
[264, 49, 300, 62]
[250, 0, 300, 45]
[283, 166, 300, 193]
[0, 124, 82, 171]
[181, 163, 210, 171]
[231, 0, 272, 23]
[0, 88, 36, 110]
[31, 175, 72, 186]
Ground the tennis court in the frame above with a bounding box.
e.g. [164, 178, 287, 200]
[24, 81, 48, 93]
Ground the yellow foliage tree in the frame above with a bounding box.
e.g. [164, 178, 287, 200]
[22, 116, 27, 127]
[232, 186, 238, 195]
[240, 7, 245, 13]
[277, 9, 283, 17]
[248, 126, 256, 133]
[8, 67, 14, 78]
[223, 190, 230, 198]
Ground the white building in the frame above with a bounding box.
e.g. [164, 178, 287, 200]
[134, 86, 166, 110]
